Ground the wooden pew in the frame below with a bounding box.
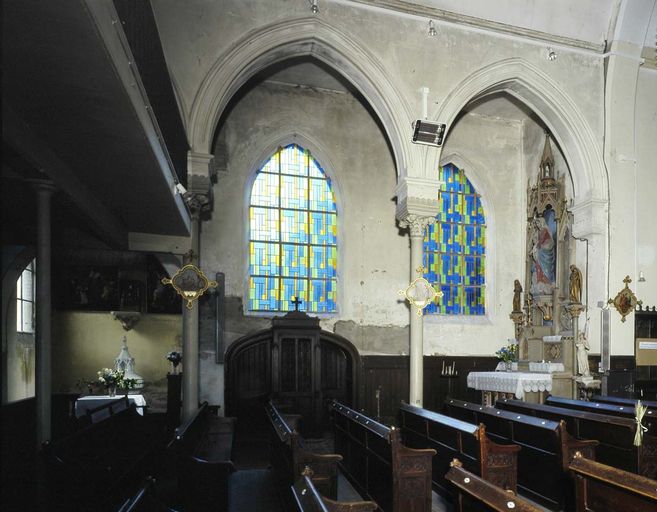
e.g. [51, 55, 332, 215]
[292, 469, 378, 512]
[446, 459, 545, 512]
[117, 477, 176, 512]
[45, 403, 161, 511]
[398, 402, 519, 497]
[266, 400, 342, 501]
[496, 397, 657, 479]
[569, 451, 657, 512]
[329, 400, 435, 512]
[591, 394, 657, 410]
[170, 401, 236, 511]
[545, 395, 657, 436]
[444, 397, 598, 511]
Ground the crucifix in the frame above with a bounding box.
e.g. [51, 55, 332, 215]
[291, 296, 303, 311]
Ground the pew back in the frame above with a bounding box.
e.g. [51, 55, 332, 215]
[569, 452, 657, 512]
[292, 473, 378, 512]
[329, 401, 435, 512]
[446, 460, 544, 512]
[444, 397, 597, 511]
[591, 394, 657, 410]
[495, 397, 657, 479]
[398, 402, 518, 496]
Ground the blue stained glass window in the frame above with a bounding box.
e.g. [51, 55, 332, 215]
[424, 163, 486, 315]
[248, 144, 337, 313]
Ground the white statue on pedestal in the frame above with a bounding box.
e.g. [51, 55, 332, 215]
[575, 332, 591, 378]
[115, 335, 144, 389]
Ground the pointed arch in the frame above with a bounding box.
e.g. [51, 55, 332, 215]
[432, 58, 608, 213]
[188, 17, 415, 181]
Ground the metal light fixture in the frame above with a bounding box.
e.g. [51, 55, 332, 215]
[428, 20, 437, 37]
[547, 47, 557, 61]
[309, 0, 319, 14]
[412, 120, 446, 147]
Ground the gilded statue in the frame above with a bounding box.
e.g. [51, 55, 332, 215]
[513, 279, 522, 313]
[569, 264, 582, 304]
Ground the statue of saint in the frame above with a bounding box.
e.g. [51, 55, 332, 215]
[575, 332, 591, 378]
[513, 279, 522, 312]
[569, 265, 582, 304]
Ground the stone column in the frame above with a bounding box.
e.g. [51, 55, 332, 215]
[398, 214, 436, 407]
[33, 181, 55, 447]
[181, 195, 207, 422]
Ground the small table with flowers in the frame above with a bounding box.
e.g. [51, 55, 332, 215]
[467, 371, 553, 406]
[74, 394, 147, 417]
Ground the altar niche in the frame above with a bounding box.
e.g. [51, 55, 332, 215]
[519, 134, 579, 398]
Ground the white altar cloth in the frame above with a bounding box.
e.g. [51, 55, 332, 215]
[75, 394, 147, 417]
[467, 371, 552, 400]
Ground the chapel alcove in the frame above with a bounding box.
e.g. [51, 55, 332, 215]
[225, 310, 360, 437]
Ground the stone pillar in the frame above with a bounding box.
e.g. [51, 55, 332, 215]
[33, 181, 55, 447]
[398, 214, 436, 407]
[181, 207, 201, 422]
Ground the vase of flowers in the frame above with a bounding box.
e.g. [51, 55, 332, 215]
[97, 368, 137, 396]
[166, 351, 182, 375]
[495, 342, 518, 371]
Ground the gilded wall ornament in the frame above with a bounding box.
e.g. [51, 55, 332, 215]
[607, 276, 642, 323]
[162, 264, 218, 310]
[398, 266, 443, 316]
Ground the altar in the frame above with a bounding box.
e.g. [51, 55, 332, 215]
[467, 371, 552, 406]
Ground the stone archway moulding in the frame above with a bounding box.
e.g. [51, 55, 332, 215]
[432, 58, 608, 238]
[188, 17, 416, 181]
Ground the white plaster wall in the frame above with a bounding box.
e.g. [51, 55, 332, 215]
[424, 112, 524, 355]
[203, 82, 407, 343]
[635, 68, 657, 309]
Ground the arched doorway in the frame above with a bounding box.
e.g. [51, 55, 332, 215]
[225, 311, 360, 436]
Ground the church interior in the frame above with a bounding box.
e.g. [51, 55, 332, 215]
[2, 1, 657, 511]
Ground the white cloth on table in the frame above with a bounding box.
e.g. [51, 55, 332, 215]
[74, 394, 147, 417]
[467, 371, 552, 400]
[494, 361, 518, 372]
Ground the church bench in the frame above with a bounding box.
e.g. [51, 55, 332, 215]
[116, 476, 177, 512]
[569, 451, 657, 512]
[446, 459, 545, 512]
[591, 394, 657, 410]
[545, 395, 657, 436]
[329, 400, 435, 512]
[495, 397, 657, 479]
[293, 469, 378, 512]
[398, 402, 519, 498]
[170, 401, 236, 511]
[443, 397, 598, 511]
[85, 396, 131, 423]
[266, 400, 342, 502]
[45, 403, 161, 511]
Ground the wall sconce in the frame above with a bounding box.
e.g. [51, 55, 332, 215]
[639, 271, 646, 282]
[547, 47, 557, 61]
[428, 20, 437, 37]
[309, 0, 319, 14]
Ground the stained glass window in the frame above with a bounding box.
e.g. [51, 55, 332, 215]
[424, 163, 486, 315]
[248, 144, 337, 313]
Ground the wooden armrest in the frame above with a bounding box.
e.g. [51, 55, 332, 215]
[300, 452, 343, 463]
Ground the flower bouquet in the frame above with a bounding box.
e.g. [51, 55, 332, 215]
[166, 351, 182, 374]
[97, 368, 137, 396]
[495, 342, 518, 371]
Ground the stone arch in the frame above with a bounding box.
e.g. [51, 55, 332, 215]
[432, 58, 608, 210]
[188, 17, 415, 181]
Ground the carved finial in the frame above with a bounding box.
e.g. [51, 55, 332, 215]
[539, 133, 555, 180]
[623, 275, 632, 286]
[450, 458, 463, 468]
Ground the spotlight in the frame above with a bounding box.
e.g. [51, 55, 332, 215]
[547, 48, 557, 61]
[309, 0, 318, 14]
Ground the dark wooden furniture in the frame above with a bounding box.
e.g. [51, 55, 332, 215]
[446, 459, 545, 512]
[266, 400, 342, 501]
[170, 401, 235, 511]
[293, 470, 378, 512]
[496, 397, 657, 479]
[45, 404, 161, 511]
[545, 395, 657, 436]
[569, 451, 657, 512]
[116, 477, 176, 512]
[85, 395, 131, 423]
[591, 394, 657, 409]
[329, 400, 435, 512]
[398, 402, 519, 497]
[444, 397, 598, 511]
[226, 311, 360, 436]
[166, 373, 182, 432]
